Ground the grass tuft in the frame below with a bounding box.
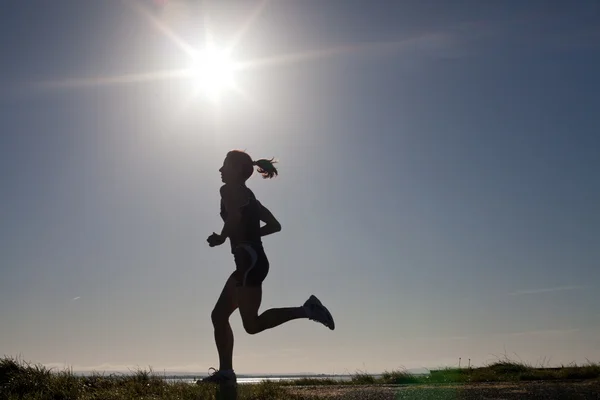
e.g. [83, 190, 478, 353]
[350, 370, 376, 385]
[279, 377, 340, 386]
[380, 369, 422, 384]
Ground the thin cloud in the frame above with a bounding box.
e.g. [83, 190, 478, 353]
[507, 328, 580, 337]
[420, 335, 470, 341]
[508, 285, 584, 296]
[71, 297, 81, 301]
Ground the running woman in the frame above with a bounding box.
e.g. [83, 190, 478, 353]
[199, 150, 335, 384]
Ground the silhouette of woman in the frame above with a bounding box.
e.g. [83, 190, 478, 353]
[199, 150, 335, 385]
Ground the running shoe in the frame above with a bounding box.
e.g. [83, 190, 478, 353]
[196, 367, 237, 385]
[304, 295, 335, 330]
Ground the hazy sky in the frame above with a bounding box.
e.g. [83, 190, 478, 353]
[1, 0, 599, 375]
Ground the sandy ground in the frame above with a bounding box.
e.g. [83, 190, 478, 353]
[284, 381, 600, 399]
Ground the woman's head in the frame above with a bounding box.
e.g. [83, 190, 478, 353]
[220, 150, 278, 184]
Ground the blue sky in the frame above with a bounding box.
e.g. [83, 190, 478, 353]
[1, 0, 599, 374]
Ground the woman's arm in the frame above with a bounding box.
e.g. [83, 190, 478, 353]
[258, 201, 281, 237]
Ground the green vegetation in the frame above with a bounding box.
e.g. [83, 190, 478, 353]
[2, 356, 599, 399]
[419, 360, 600, 384]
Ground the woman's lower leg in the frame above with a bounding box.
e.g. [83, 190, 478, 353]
[256, 306, 308, 331]
[214, 319, 234, 370]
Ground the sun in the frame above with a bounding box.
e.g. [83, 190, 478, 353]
[188, 46, 236, 101]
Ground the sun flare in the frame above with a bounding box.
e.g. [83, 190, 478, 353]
[189, 46, 236, 101]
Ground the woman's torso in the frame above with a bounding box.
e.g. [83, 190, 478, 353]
[220, 185, 262, 252]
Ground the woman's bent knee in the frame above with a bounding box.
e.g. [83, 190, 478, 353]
[242, 318, 262, 335]
[211, 308, 230, 326]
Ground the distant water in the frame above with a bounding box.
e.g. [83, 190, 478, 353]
[166, 373, 429, 385]
[166, 375, 358, 384]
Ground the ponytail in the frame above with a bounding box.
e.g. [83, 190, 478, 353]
[252, 158, 278, 179]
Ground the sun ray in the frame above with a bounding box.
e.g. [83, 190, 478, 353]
[121, 0, 196, 57]
[37, 69, 191, 89]
[201, 1, 213, 50]
[236, 33, 450, 72]
[226, 0, 270, 53]
[34, 0, 453, 111]
[36, 32, 447, 91]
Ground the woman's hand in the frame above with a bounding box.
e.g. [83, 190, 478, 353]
[207, 232, 226, 247]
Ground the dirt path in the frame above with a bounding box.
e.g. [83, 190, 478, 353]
[285, 381, 600, 399]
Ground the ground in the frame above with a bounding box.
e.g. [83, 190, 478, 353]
[284, 381, 600, 399]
